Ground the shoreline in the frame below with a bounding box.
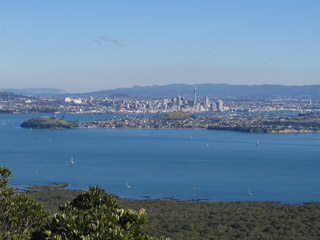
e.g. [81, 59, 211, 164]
[21, 183, 319, 205]
[20, 112, 320, 133]
[22, 124, 320, 134]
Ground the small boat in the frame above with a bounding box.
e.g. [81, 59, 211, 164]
[256, 141, 259, 146]
[70, 157, 75, 165]
[125, 182, 131, 188]
[206, 143, 209, 148]
[247, 190, 253, 196]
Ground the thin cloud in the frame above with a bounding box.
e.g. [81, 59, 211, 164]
[93, 39, 102, 45]
[93, 35, 124, 47]
[100, 35, 119, 44]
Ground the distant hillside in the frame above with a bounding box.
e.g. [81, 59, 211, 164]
[0, 91, 25, 100]
[4, 84, 320, 99]
[1, 88, 67, 96]
[80, 84, 320, 99]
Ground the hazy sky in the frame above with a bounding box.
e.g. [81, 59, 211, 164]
[0, 0, 319, 92]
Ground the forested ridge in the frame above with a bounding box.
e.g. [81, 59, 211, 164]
[27, 185, 320, 240]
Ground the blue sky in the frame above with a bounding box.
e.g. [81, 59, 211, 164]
[0, 0, 319, 92]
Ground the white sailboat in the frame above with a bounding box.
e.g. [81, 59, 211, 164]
[70, 157, 75, 165]
[125, 182, 131, 188]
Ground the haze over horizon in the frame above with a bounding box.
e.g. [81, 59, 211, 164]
[1, 0, 319, 92]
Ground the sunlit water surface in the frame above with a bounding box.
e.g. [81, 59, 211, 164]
[0, 113, 319, 203]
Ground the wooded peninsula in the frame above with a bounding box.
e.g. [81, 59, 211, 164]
[21, 112, 320, 133]
[25, 184, 320, 240]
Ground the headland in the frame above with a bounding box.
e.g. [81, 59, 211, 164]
[21, 112, 320, 133]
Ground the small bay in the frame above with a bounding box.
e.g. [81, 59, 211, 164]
[1, 113, 320, 203]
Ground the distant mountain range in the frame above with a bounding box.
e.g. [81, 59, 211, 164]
[0, 88, 67, 96]
[79, 84, 320, 99]
[2, 84, 320, 99]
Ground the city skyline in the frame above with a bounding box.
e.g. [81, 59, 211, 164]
[1, 0, 319, 92]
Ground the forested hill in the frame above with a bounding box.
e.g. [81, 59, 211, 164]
[0, 88, 67, 96]
[0, 91, 24, 100]
[81, 84, 320, 99]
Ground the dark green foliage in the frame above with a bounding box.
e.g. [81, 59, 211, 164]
[32, 186, 167, 240]
[0, 166, 49, 239]
[1, 167, 168, 240]
[20, 116, 78, 129]
[26, 187, 82, 213]
[27, 187, 320, 240]
[118, 199, 320, 240]
[5, 175, 319, 240]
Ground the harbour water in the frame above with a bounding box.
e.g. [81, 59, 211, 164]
[1, 114, 320, 203]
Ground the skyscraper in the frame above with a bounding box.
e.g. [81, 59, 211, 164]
[177, 95, 182, 111]
[218, 100, 224, 111]
[204, 96, 210, 108]
[193, 84, 197, 110]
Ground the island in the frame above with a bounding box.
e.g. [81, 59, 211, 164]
[20, 116, 78, 129]
[21, 112, 320, 133]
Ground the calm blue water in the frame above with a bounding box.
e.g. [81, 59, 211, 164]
[0, 114, 320, 203]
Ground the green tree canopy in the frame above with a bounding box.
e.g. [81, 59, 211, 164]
[1, 167, 168, 240]
[32, 186, 168, 240]
[0, 166, 49, 239]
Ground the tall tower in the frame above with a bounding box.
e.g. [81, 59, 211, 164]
[218, 100, 224, 111]
[193, 84, 197, 110]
